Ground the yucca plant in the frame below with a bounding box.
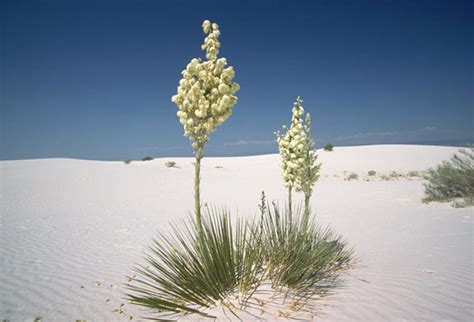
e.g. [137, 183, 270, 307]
[262, 202, 354, 299]
[171, 20, 239, 237]
[275, 97, 306, 218]
[275, 97, 320, 222]
[127, 207, 264, 319]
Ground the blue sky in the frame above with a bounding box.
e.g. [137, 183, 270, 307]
[2, 0, 472, 160]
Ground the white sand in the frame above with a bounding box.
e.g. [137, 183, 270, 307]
[1, 145, 472, 321]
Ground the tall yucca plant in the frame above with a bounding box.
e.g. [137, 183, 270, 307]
[171, 20, 239, 236]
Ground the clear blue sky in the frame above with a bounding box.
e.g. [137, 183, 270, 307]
[2, 0, 473, 160]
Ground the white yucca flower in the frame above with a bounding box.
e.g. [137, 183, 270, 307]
[172, 20, 239, 150]
[275, 96, 321, 219]
[275, 96, 307, 188]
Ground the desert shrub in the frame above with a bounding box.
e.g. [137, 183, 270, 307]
[390, 171, 401, 178]
[142, 156, 154, 161]
[127, 208, 263, 319]
[165, 161, 177, 168]
[381, 174, 391, 181]
[123, 159, 132, 165]
[262, 203, 353, 297]
[423, 147, 474, 206]
[324, 144, 334, 151]
[346, 173, 358, 181]
[407, 171, 419, 177]
[368, 170, 376, 176]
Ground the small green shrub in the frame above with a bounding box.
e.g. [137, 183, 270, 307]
[165, 161, 177, 168]
[262, 204, 353, 297]
[423, 147, 474, 206]
[324, 144, 334, 151]
[381, 175, 391, 181]
[390, 171, 400, 178]
[368, 170, 376, 176]
[123, 159, 132, 165]
[142, 156, 154, 161]
[346, 173, 358, 181]
[407, 171, 419, 177]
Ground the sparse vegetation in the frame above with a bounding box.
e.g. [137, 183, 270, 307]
[165, 161, 177, 168]
[324, 144, 334, 151]
[407, 170, 419, 177]
[346, 173, 358, 181]
[381, 174, 391, 181]
[123, 159, 132, 165]
[262, 202, 353, 297]
[390, 171, 401, 179]
[423, 147, 474, 207]
[368, 170, 376, 176]
[142, 156, 154, 161]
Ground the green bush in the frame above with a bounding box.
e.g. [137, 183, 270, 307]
[346, 173, 358, 181]
[165, 161, 177, 168]
[142, 156, 154, 161]
[390, 171, 401, 178]
[407, 171, 419, 177]
[368, 170, 376, 176]
[262, 203, 353, 297]
[324, 144, 334, 151]
[123, 159, 132, 165]
[423, 147, 474, 207]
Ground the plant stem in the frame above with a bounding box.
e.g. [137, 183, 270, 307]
[303, 193, 310, 228]
[194, 144, 204, 238]
[288, 186, 292, 224]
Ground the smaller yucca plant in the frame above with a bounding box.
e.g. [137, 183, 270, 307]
[262, 202, 354, 299]
[275, 97, 307, 217]
[295, 113, 321, 221]
[276, 97, 320, 221]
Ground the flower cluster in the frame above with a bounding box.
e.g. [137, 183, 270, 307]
[171, 20, 240, 150]
[296, 113, 320, 196]
[275, 97, 307, 188]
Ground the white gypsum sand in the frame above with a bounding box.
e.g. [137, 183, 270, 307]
[1, 145, 472, 320]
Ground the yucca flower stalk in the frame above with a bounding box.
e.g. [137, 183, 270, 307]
[171, 20, 239, 236]
[275, 97, 306, 218]
[296, 113, 321, 224]
[276, 97, 320, 224]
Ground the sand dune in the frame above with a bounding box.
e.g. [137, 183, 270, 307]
[1, 145, 472, 321]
